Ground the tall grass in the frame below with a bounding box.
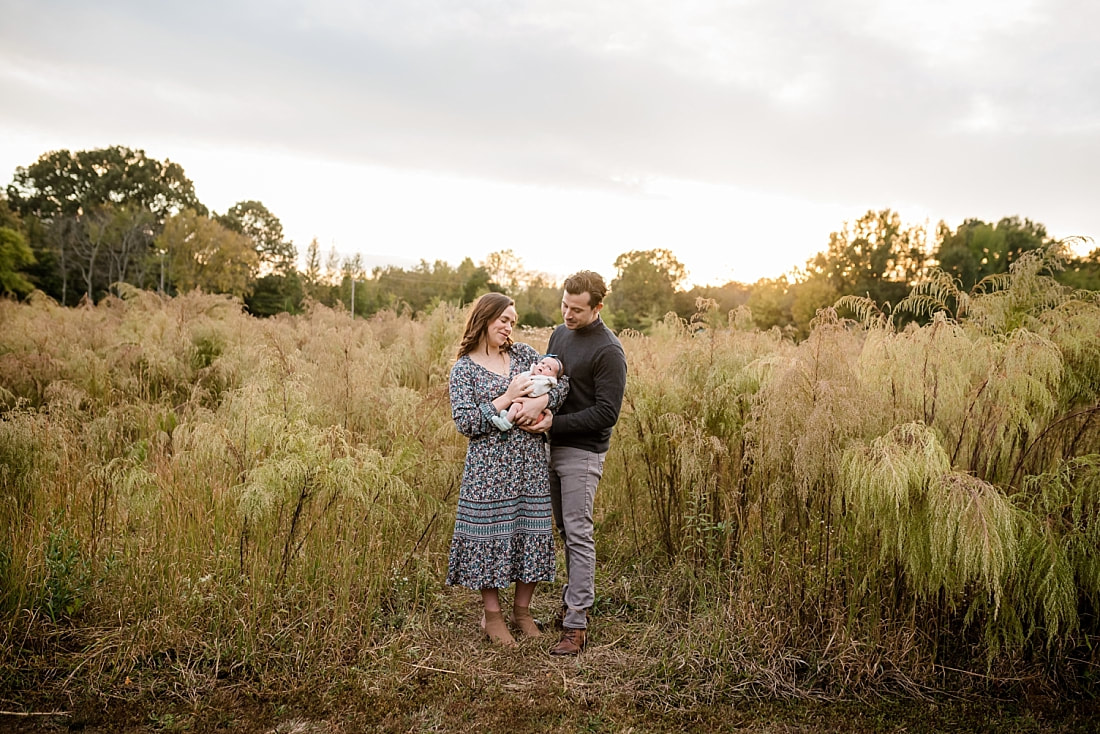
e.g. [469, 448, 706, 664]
[0, 291, 465, 694]
[601, 250, 1100, 692]
[2, 248, 1099, 701]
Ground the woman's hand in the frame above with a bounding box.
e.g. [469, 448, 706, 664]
[503, 373, 533, 402]
[520, 409, 552, 434]
[511, 393, 550, 427]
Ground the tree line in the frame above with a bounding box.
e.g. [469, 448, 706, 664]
[2, 146, 1097, 333]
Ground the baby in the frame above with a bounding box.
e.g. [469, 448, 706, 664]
[490, 355, 564, 431]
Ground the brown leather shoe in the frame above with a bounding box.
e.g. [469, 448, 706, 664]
[550, 628, 586, 656]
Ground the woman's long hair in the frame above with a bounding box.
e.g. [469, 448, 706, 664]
[456, 293, 515, 359]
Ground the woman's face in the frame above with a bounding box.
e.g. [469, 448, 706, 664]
[483, 305, 518, 349]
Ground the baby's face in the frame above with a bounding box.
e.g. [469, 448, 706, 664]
[531, 357, 561, 377]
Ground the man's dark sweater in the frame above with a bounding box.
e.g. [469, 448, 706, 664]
[547, 317, 627, 453]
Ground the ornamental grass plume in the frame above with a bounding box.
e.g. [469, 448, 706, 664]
[609, 308, 791, 562]
[949, 329, 1061, 484]
[840, 421, 951, 561]
[1004, 457, 1100, 646]
[750, 307, 866, 506]
[855, 312, 982, 432]
[966, 247, 1075, 335]
[923, 471, 1017, 614]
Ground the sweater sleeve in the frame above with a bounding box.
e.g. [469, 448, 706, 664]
[449, 359, 498, 438]
[545, 374, 569, 411]
[551, 343, 626, 437]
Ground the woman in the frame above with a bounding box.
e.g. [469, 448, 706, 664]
[447, 293, 568, 646]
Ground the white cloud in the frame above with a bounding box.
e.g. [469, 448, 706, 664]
[1, 0, 1097, 286]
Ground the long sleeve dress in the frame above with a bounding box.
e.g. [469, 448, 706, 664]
[446, 342, 569, 589]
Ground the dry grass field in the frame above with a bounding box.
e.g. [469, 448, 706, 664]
[3, 251, 1100, 731]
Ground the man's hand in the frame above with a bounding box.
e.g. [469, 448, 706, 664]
[521, 410, 553, 434]
[511, 394, 550, 425]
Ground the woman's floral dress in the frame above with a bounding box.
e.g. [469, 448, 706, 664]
[446, 342, 569, 589]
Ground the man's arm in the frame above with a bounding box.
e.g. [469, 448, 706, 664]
[551, 344, 626, 437]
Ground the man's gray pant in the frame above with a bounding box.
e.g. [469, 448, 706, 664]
[548, 445, 606, 630]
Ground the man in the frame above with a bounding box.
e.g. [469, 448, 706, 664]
[538, 270, 627, 655]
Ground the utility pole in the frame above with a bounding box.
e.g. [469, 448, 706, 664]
[351, 278, 363, 319]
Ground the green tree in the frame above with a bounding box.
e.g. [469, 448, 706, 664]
[483, 249, 527, 292]
[246, 273, 304, 316]
[101, 204, 157, 292]
[338, 253, 366, 315]
[514, 272, 561, 327]
[806, 209, 929, 310]
[0, 196, 34, 297]
[789, 272, 840, 337]
[157, 209, 258, 298]
[478, 250, 563, 323]
[371, 259, 471, 314]
[607, 248, 687, 332]
[7, 146, 202, 222]
[680, 281, 751, 327]
[459, 261, 493, 305]
[935, 216, 1049, 291]
[0, 226, 35, 297]
[1058, 244, 1100, 291]
[6, 146, 203, 303]
[42, 203, 159, 302]
[745, 276, 794, 331]
[0, 194, 21, 231]
[303, 237, 323, 300]
[61, 208, 109, 302]
[217, 200, 297, 276]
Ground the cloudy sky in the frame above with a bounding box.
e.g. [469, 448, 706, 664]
[1, 0, 1097, 287]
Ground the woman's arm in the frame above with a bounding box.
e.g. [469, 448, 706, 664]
[450, 361, 494, 438]
[449, 358, 532, 437]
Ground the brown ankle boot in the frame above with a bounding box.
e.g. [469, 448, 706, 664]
[511, 605, 542, 638]
[549, 628, 586, 656]
[481, 610, 516, 646]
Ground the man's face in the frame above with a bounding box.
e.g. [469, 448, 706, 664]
[561, 290, 602, 330]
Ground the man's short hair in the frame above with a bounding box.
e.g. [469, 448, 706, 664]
[563, 270, 607, 308]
